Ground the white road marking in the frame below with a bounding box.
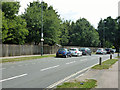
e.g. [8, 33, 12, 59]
[32, 63, 36, 64]
[66, 61, 76, 65]
[40, 65, 59, 71]
[0, 74, 27, 83]
[0, 68, 6, 70]
[47, 57, 112, 88]
[18, 65, 23, 66]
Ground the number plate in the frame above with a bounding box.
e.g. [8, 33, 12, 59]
[59, 54, 62, 56]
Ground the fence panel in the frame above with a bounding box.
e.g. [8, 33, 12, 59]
[1, 44, 99, 57]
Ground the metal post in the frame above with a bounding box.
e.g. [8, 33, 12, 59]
[118, 48, 119, 57]
[110, 54, 112, 59]
[99, 57, 102, 65]
[41, 0, 44, 56]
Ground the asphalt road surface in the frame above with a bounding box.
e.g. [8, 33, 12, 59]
[1, 54, 117, 88]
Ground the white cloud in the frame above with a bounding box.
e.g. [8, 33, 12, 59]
[19, 0, 119, 28]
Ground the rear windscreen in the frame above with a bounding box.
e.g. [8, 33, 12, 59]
[58, 49, 65, 51]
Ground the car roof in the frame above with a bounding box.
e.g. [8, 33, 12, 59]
[70, 48, 78, 49]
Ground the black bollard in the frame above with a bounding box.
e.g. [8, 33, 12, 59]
[110, 54, 112, 59]
[99, 57, 102, 65]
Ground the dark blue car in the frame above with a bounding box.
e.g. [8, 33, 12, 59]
[56, 48, 72, 58]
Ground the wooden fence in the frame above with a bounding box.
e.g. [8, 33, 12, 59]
[1, 44, 99, 57]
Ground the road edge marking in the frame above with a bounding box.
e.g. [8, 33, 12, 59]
[0, 74, 27, 83]
[47, 57, 112, 88]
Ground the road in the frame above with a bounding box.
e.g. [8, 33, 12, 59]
[1, 54, 117, 88]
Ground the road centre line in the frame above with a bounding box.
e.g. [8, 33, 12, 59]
[0, 74, 27, 83]
[66, 61, 76, 64]
[0, 68, 6, 70]
[40, 65, 59, 71]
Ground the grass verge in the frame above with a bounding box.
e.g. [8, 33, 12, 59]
[92, 59, 118, 70]
[0, 55, 56, 63]
[56, 79, 97, 89]
[117, 56, 120, 58]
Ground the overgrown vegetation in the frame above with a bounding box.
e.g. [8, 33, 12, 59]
[56, 79, 97, 89]
[0, 54, 56, 63]
[92, 59, 118, 70]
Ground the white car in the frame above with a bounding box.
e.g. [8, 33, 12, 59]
[96, 48, 107, 55]
[69, 48, 82, 56]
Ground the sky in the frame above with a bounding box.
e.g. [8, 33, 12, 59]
[18, 0, 120, 29]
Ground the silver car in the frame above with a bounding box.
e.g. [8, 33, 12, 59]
[96, 48, 107, 55]
[69, 48, 82, 56]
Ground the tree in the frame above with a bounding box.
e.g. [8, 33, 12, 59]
[70, 18, 100, 46]
[59, 20, 70, 45]
[97, 16, 120, 51]
[43, 5, 61, 45]
[2, 2, 28, 44]
[23, 1, 61, 45]
[2, 2, 20, 19]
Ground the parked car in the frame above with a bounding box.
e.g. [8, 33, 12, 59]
[112, 49, 116, 53]
[56, 48, 72, 58]
[105, 48, 114, 54]
[69, 48, 82, 57]
[96, 48, 107, 55]
[80, 48, 92, 56]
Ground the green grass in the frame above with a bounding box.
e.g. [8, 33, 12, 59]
[117, 56, 120, 58]
[0, 55, 56, 63]
[92, 59, 118, 70]
[56, 79, 97, 89]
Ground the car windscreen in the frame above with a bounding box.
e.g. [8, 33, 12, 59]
[97, 49, 102, 51]
[80, 48, 85, 51]
[69, 49, 76, 51]
[105, 49, 109, 51]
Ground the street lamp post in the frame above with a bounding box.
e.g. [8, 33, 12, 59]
[118, 18, 120, 57]
[41, 0, 44, 56]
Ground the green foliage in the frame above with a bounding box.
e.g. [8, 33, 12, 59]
[2, 2, 20, 19]
[69, 18, 100, 46]
[3, 1, 119, 48]
[43, 5, 61, 45]
[2, 2, 29, 44]
[98, 16, 120, 50]
[23, 1, 61, 45]
[59, 20, 70, 45]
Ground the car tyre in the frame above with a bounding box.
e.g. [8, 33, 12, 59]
[65, 55, 68, 58]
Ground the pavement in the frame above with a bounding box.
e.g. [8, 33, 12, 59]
[69, 58, 119, 89]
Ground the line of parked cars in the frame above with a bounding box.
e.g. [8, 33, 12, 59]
[56, 47, 115, 58]
[96, 48, 115, 55]
[56, 48, 92, 58]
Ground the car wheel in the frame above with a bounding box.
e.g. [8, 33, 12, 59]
[65, 55, 68, 58]
[77, 53, 80, 57]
